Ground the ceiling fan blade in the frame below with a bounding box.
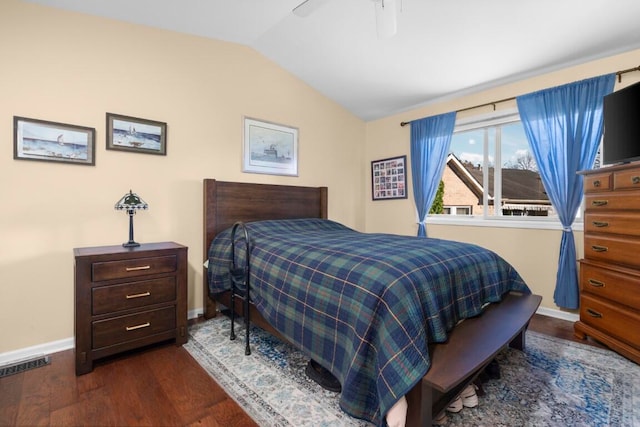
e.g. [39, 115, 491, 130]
[293, 0, 334, 17]
[374, 0, 398, 38]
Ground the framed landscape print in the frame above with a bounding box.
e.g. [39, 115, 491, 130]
[371, 155, 407, 200]
[13, 116, 95, 166]
[243, 117, 298, 176]
[106, 113, 167, 155]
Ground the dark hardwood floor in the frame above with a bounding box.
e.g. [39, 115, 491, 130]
[0, 314, 607, 426]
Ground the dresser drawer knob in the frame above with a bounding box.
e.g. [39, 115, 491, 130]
[126, 322, 151, 331]
[633, 176, 640, 185]
[591, 221, 609, 228]
[590, 245, 608, 252]
[126, 291, 151, 299]
[592, 180, 601, 187]
[588, 279, 605, 288]
[125, 265, 151, 272]
[586, 308, 603, 318]
[591, 200, 608, 207]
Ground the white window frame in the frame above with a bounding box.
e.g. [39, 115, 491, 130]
[426, 108, 584, 231]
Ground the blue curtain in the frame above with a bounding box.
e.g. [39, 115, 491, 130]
[410, 112, 457, 237]
[516, 74, 615, 309]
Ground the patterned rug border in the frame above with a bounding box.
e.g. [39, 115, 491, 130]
[185, 316, 640, 427]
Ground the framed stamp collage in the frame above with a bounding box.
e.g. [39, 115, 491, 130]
[371, 155, 407, 201]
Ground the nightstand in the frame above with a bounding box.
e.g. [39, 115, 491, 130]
[74, 242, 188, 375]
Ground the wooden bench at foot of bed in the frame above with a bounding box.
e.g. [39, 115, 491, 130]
[405, 292, 542, 427]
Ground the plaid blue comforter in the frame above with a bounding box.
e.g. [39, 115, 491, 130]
[207, 219, 530, 425]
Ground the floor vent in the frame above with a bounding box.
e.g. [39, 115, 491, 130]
[0, 355, 50, 378]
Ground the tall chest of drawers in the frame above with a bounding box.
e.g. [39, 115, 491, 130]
[74, 242, 188, 375]
[575, 162, 640, 364]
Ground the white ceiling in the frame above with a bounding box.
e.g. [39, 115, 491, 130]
[23, 0, 640, 121]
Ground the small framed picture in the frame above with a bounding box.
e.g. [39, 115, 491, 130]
[243, 117, 298, 176]
[371, 155, 407, 201]
[106, 113, 167, 155]
[13, 116, 96, 166]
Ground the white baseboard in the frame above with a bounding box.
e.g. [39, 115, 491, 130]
[1, 307, 573, 367]
[0, 308, 204, 367]
[0, 337, 74, 366]
[536, 306, 579, 322]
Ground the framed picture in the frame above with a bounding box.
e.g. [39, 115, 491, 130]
[106, 113, 167, 155]
[371, 155, 407, 200]
[243, 117, 298, 176]
[13, 116, 96, 166]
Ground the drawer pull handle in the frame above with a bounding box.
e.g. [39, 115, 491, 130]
[588, 279, 605, 288]
[633, 176, 640, 185]
[586, 308, 602, 318]
[126, 322, 150, 331]
[126, 291, 151, 299]
[592, 180, 601, 187]
[126, 265, 151, 272]
[591, 221, 609, 228]
[591, 200, 608, 207]
[590, 245, 608, 252]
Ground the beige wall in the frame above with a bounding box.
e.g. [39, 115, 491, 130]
[365, 48, 640, 313]
[0, 1, 365, 354]
[3, 0, 640, 357]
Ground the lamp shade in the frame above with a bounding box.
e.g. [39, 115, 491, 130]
[115, 190, 148, 212]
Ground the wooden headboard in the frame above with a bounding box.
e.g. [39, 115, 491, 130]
[202, 179, 328, 318]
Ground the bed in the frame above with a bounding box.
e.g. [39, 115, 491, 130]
[202, 179, 541, 427]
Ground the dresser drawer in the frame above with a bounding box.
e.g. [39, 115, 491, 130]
[584, 212, 640, 237]
[92, 306, 176, 349]
[614, 168, 640, 190]
[92, 276, 176, 315]
[580, 261, 640, 309]
[584, 234, 640, 269]
[585, 191, 640, 210]
[92, 255, 177, 281]
[580, 294, 640, 348]
[584, 171, 612, 193]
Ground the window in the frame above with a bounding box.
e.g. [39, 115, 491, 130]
[431, 109, 557, 222]
[443, 206, 472, 215]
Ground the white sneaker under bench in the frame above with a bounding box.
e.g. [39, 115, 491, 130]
[446, 384, 478, 413]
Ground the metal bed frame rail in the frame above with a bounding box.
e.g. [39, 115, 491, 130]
[229, 222, 251, 355]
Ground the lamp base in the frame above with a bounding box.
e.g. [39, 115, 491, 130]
[123, 241, 140, 248]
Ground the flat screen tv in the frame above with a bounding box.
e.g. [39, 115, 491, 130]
[602, 81, 640, 165]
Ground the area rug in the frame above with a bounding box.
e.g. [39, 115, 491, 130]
[185, 315, 640, 427]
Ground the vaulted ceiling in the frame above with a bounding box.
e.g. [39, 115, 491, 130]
[23, 0, 640, 120]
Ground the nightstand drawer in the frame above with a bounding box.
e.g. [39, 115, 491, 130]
[75, 242, 188, 375]
[92, 276, 176, 315]
[92, 255, 177, 281]
[579, 294, 640, 348]
[92, 306, 176, 349]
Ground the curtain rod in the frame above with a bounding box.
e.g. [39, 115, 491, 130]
[399, 65, 640, 127]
